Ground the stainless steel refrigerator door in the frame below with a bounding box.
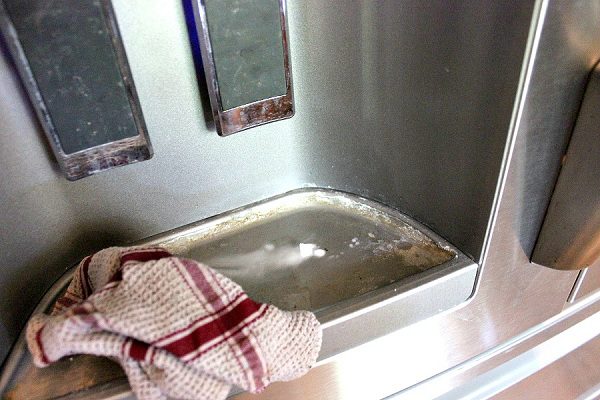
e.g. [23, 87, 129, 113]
[2, 0, 600, 399]
[0, 0, 534, 366]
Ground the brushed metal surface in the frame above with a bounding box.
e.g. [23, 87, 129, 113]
[387, 289, 600, 399]
[493, 336, 600, 400]
[289, 0, 533, 263]
[0, 0, 534, 365]
[231, 2, 600, 397]
[532, 63, 600, 270]
[436, 312, 600, 399]
[502, 0, 600, 263]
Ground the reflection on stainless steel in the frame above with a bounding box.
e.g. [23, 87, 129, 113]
[574, 259, 600, 301]
[192, 0, 294, 135]
[390, 290, 600, 400]
[0, 189, 477, 399]
[532, 62, 600, 270]
[475, 0, 549, 295]
[430, 312, 600, 399]
[389, 290, 600, 400]
[567, 268, 589, 303]
[494, 335, 600, 399]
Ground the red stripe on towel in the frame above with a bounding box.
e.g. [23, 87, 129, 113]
[104, 248, 171, 286]
[128, 339, 150, 361]
[195, 261, 266, 389]
[79, 256, 93, 297]
[231, 325, 266, 391]
[187, 304, 269, 362]
[162, 297, 262, 358]
[175, 258, 258, 389]
[82, 257, 94, 295]
[153, 292, 245, 345]
[180, 258, 225, 310]
[36, 325, 50, 365]
[69, 304, 90, 315]
[56, 296, 78, 308]
[107, 268, 123, 284]
[120, 249, 171, 265]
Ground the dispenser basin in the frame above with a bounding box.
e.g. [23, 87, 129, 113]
[160, 190, 455, 312]
[0, 189, 477, 400]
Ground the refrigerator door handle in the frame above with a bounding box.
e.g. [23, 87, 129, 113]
[532, 61, 600, 271]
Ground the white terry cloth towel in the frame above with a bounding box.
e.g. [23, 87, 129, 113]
[26, 246, 322, 400]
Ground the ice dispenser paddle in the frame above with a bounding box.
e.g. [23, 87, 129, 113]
[192, 0, 293, 135]
[0, 0, 151, 180]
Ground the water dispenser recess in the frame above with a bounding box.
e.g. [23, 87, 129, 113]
[192, 0, 294, 135]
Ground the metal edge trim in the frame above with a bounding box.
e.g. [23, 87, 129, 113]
[474, 0, 549, 295]
[148, 188, 468, 254]
[317, 257, 476, 327]
[316, 261, 478, 363]
[434, 311, 600, 400]
[386, 284, 600, 400]
[567, 268, 589, 304]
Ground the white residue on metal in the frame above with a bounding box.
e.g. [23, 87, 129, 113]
[264, 243, 275, 251]
[314, 248, 327, 257]
[208, 243, 328, 273]
[206, 245, 307, 270]
[299, 243, 327, 258]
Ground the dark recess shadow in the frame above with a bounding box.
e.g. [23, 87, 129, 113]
[0, 226, 130, 370]
[181, 0, 215, 132]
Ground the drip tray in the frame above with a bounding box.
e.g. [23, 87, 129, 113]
[0, 189, 477, 400]
[167, 190, 456, 311]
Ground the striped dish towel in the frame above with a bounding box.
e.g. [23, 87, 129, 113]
[26, 247, 322, 400]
